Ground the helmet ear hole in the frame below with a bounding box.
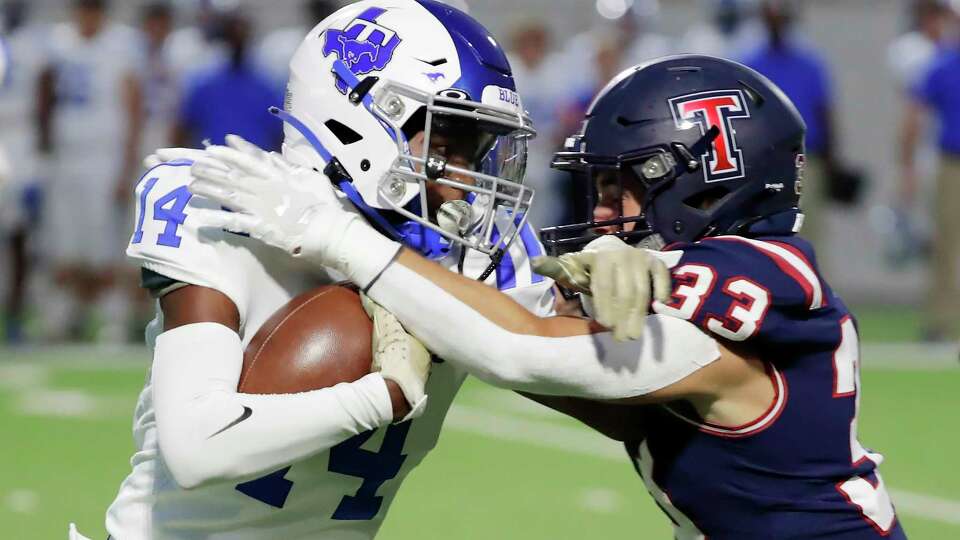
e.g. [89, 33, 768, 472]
[684, 186, 729, 211]
[324, 119, 363, 145]
[401, 106, 428, 140]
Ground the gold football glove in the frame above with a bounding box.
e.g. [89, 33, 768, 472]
[532, 236, 672, 341]
[361, 293, 432, 421]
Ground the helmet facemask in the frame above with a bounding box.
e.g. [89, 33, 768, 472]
[372, 80, 536, 257]
[542, 125, 726, 255]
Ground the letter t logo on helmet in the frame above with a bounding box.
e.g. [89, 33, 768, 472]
[669, 90, 751, 183]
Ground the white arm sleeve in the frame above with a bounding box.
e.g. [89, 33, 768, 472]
[153, 322, 394, 490]
[367, 263, 720, 400]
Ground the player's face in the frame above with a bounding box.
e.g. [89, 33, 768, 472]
[74, 6, 106, 38]
[408, 127, 489, 220]
[592, 169, 644, 234]
[143, 15, 173, 47]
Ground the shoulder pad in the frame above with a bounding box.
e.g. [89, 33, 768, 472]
[126, 160, 249, 316]
[458, 221, 556, 317]
[653, 235, 828, 343]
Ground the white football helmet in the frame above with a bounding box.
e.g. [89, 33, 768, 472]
[277, 0, 535, 259]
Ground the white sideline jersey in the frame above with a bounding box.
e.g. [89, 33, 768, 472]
[108, 161, 554, 539]
[0, 24, 49, 230]
[47, 22, 139, 154]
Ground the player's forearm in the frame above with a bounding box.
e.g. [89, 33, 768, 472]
[393, 248, 593, 336]
[152, 323, 394, 490]
[367, 256, 720, 399]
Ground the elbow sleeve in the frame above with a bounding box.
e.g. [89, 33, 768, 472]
[153, 323, 394, 489]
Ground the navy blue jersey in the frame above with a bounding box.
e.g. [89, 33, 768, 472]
[631, 235, 905, 539]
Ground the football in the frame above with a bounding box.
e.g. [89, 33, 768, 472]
[239, 285, 374, 394]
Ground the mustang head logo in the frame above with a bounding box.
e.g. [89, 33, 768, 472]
[323, 7, 402, 94]
[424, 72, 446, 83]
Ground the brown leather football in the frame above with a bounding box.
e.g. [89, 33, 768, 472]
[239, 285, 373, 394]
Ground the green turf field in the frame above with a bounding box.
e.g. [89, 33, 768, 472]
[0, 345, 957, 539]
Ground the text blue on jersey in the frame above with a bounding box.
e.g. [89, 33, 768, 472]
[235, 422, 412, 518]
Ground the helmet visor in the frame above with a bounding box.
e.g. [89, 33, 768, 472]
[373, 80, 536, 256]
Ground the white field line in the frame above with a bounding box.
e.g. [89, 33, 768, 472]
[445, 404, 960, 526]
[861, 343, 959, 370]
[0, 343, 956, 369]
[0, 345, 149, 368]
[3, 489, 38, 514]
[0, 345, 957, 522]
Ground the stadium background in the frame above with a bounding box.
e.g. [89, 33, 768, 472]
[1, 0, 958, 538]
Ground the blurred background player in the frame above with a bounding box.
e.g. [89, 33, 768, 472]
[36, 0, 143, 342]
[900, 3, 960, 342]
[678, 0, 763, 58]
[171, 4, 283, 150]
[0, 0, 49, 343]
[547, 3, 671, 231]
[507, 19, 567, 228]
[256, 0, 339, 86]
[740, 0, 854, 252]
[138, 2, 177, 156]
[878, 1, 956, 272]
[560, 1, 668, 97]
[888, 0, 956, 88]
[162, 0, 229, 80]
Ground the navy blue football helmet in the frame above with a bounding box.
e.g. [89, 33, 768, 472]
[542, 55, 806, 254]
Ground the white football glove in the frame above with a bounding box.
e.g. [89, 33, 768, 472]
[361, 293, 431, 422]
[531, 235, 672, 341]
[186, 135, 401, 288]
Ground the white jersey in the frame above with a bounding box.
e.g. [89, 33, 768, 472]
[0, 24, 49, 179]
[46, 22, 139, 155]
[108, 161, 554, 539]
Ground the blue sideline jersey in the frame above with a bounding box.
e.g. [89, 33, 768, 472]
[632, 235, 905, 540]
[742, 43, 832, 155]
[179, 61, 284, 150]
[912, 48, 960, 155]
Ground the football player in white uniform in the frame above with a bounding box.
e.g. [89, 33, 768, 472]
[104, 2, 552, 539]
[0, 1, 48, 342]
[37, 0, 143, 341]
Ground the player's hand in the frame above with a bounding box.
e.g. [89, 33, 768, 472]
[187, 135, 331, 254]
[186, 135, 364, 260]
[360, 293, 431, 422]
[532, 235, 672, 341]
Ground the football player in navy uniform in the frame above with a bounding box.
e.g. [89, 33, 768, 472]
[188, 55, 905, 539]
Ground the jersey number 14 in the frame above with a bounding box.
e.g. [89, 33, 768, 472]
[131, 177, 192, 248]
[235, 422, 412, 520]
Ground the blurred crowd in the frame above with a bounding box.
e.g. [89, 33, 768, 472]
[0, 0, 959, 345]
